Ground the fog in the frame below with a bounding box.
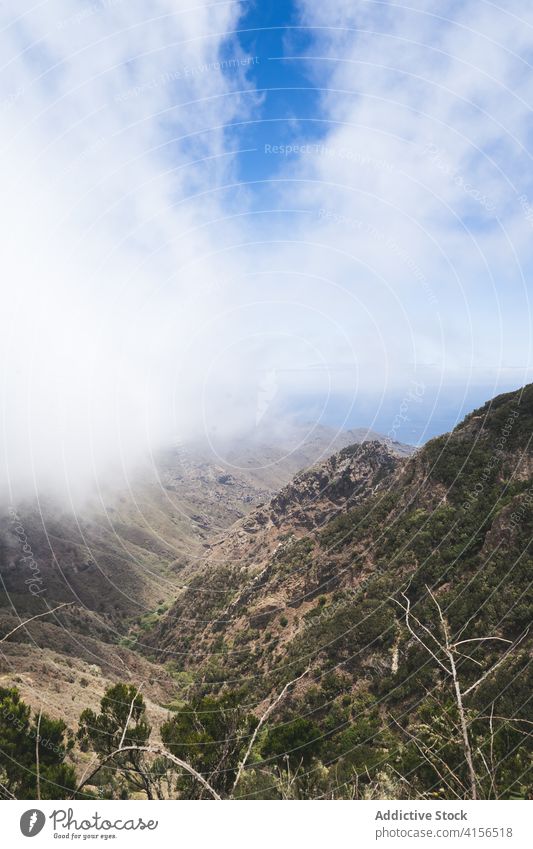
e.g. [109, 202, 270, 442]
[1, 1, 532, 505]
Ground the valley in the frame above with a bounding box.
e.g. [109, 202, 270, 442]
[0, 389, 531, 800]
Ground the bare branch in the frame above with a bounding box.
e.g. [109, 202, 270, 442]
[398, 587, 478, 799]
[477, 747, 496, 799]
[488, 704, 497, 799]
[75, 752, 100, 794]
[454, 650, 483, 667]
[231, 667, 311, 796]
[426, 589, 478, 800]
[400, 591, 449, 652]
[476, 715, 533, 728]
[35, 707, 42, 801]
[75, 744, 221, 800]
[118, 685, 143, 751]
[391, 595, 451, 675]
[0, 603, 72, 643]
[463, 629, 530, 697]
[451, 637, 512, 649]
[0, 780, 16, 800]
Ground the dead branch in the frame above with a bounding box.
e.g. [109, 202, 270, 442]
[391, 594, 451, 674]
[0, 603, 72, 643]
[462, 629, 530, 697]
[451, 637, 512, 649]
[35, 707, 42, 801]
[425, 587, 478, 800]
[230, 667, 310, 796]
[75, 744, 221, 800]
[118, 684, 143, 751]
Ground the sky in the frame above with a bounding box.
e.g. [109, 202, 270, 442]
[1, 0, 533, 502]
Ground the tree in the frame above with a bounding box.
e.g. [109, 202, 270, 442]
[393, 587, 529, 800]
[0, 687, 76, 799]
[261, 717, 322, 769]
[77, 683, 153, 798]
[161, 691, 257, 797]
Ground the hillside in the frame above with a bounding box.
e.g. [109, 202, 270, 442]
[2, 386, 531, 800]
[0, 425, 408, 730]
[143, 384, 533, 799]
[148, 440, 404, 663]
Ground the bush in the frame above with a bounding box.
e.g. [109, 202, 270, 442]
[0, 687, 76, 799]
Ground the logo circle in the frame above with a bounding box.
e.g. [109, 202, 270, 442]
[20, 810, 46, 837]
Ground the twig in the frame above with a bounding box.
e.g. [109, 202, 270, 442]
[35, 707, 42, 801]
[392, 716, 465, 799]
[0, 779, 16, 800]
[463, 629, 530, 697]
[451, 637, 512, 648]
[476, 715, 533, 727]
[75, 744, 221, 800]
[118, 685, 143, 751]
[477, 748, 496, 799]
[0, 603, 72, 643]
[231, 667, 310, 795]
[488, 704, 497, 798]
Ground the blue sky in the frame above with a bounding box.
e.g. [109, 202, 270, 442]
[1, 0, 533, 497]
[229, 0, 325, 183]
[227, 0, 533, 440]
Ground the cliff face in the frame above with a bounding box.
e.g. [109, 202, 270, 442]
[207, 440, 402, 568]
[1, 386, 531, 798]
[148, 441, 404, 663]
[0, 427, 410, 724]
[147, 386, 533, 725]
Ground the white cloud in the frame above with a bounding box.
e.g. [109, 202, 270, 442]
[2, 1, 533, 503]
[261, 0, 533, 396]
[0, 0, 256, 503]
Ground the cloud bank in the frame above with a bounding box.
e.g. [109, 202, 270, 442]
[0, 0, 256, 502]
[1, 0, 533, 502]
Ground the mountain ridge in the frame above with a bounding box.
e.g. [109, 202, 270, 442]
[144, 386, 532, 796]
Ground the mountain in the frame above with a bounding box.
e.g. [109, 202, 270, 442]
[0, 425, 410, 730]
[148, 440, 404, 661]
[3, 384, 531, 799]
[144, 384, 532, 799]
[154, 423, 412, 552]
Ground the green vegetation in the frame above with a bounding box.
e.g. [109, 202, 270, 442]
[1, 385, 531, 800]
[0, 687, 76, 798]
[78, 683, 152, 798]
[161, 691, 257, 797]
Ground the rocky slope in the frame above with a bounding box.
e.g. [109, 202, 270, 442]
[2, 387, 531, 799]
[0, 425, 410, 722]
[148, 440, 405, 665]
[146, 385, 532, 785]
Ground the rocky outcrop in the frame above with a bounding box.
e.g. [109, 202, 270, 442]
[147, 384, 533, 709]
[148, 441, 406, 658]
